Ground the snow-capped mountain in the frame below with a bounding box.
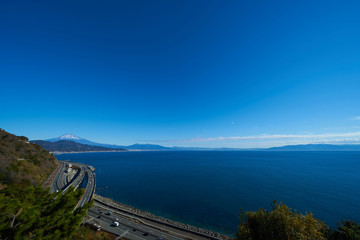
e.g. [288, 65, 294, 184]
[57, 133, 81, 140]
[46, 133, 99, 146]
[45, 134, 170, 150]
[47, 133, 81, 141]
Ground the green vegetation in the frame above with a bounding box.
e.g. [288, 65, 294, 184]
[0, 129, 93, 239]
[0, 129, 58, 186]
[30, 140, 126, 153]
[236, 202, 360, 240]
[330, 221, 360, 240]
[0, 184, 92, 240]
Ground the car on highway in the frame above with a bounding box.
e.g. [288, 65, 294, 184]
[112, 221, 119, 227]
[107, 211, 112, 215]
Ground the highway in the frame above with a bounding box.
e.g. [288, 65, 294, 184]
[50, 161, 86, 194]
[87, 207, 182, 240]
[92, 199, 223, 240]
[49, 161, 95, 210]
[77, 165, 96, 208]
[62, 166, 85, 193]
[50, 162, 66, 193]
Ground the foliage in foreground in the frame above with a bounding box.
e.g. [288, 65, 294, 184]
[0, 184, 92, 240]
[236, 202, 360, 240]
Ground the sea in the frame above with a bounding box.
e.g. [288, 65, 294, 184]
[56, 151, 360, 235]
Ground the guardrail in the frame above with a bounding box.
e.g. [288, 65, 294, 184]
[91, 171, 96, 199]
[42, 162, 61, 188]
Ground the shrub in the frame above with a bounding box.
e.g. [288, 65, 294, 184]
[0, 184, 91, 240]
[330, 221, 360, 240]
[236, 202, 328, 240]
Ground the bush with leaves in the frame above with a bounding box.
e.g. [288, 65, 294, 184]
[329, 221, 360, 240]
[236, 201, 329, 240]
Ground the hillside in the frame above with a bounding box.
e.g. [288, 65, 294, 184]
[125, 143, 171, 150]
[31, 140, 126, 152]
[0, 130, 96, 240]
[0, 129, 58, 186]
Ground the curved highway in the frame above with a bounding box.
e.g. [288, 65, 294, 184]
[49, 161, 94, 206]
[50, 163, 66, 193]
[77, 165, 96, 208]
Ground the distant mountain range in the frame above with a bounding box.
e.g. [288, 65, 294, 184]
[267, 144, 360, 151]
[46, 134, 122, 148]
[31, 140, 126, 153]
[43, 134, 170, 151]
[33, 134, 360, 152]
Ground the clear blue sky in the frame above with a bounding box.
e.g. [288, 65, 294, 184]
[1, 1, 360, 148]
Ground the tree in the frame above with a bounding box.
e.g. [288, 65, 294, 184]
[0, 184, 91, 240]
[330, 221, 360, 240]
[236, 201, 328, 240]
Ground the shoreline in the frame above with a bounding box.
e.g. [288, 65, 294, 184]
[53, 149, 167, 154]
[53, 150, 127, 155]
[93, 194, 232, 240]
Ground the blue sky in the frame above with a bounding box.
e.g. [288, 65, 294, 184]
[1, 1, 360, 148]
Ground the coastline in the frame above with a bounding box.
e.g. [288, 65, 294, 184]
[53, 149, 166, 155]
[53, 150, 127, 155]
[93, 194, 232, 240]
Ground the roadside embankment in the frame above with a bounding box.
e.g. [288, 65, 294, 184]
[42, 161, 61, 188]
[94, 194, 231, 240]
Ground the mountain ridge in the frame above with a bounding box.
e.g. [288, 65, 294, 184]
[31, 140, 127, 153]
[38, 134, 360, 151]
[44, 134, 170, 150]
[267, 143, 360, 151]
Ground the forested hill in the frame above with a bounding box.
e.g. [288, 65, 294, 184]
[0, 130, 103, 240]
[31, 140, 126, 153]
[0, 129, 58, 186]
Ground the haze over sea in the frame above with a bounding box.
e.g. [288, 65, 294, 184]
[56, 151, 360, 234]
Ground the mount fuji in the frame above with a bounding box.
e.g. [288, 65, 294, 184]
[46, 134, 124, 149]
[48, 133, 82, 141]
[45, 134, 170, 150]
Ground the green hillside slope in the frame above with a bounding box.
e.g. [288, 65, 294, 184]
[31, 139, 125, 152]
[0, 128, 58, 186]
[0, 129, 94, 240]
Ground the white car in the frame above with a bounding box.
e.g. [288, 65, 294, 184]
[113, 221, 119, 227]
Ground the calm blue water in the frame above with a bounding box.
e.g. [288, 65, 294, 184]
[56, 151, 360, 234]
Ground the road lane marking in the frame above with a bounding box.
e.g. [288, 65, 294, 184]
[119, 230, 129, 238]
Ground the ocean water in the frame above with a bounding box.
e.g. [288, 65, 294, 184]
[56, 151, 360, 234]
